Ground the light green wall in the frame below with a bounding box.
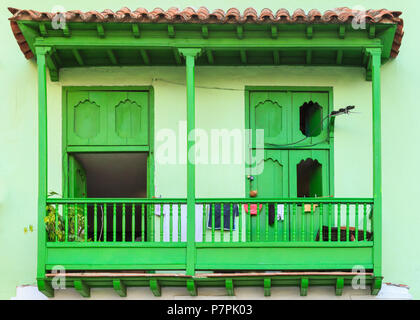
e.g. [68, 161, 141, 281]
[0, 0, 418, 299]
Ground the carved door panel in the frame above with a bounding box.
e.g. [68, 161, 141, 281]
[67, 90, 149, 146]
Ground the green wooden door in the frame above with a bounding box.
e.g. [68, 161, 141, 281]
[250, 150, 289, 242]
[68, 155, 87, 198]
[67, 90, 149, 146]
[250, 91, 291, 146]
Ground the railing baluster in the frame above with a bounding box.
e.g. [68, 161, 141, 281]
[256, 203, 260, 242]
[238, 204, 242, 243]
[113, 203, 116, 242]
[94, 203, 97, 242]
[152, 203, 155, 242]
[301, 204, 305, 242]
[178, 204, 181, 242]
[275, 203, 279, 242]
[355, 204, 359, 242]
[64, 204, 69, 242]
[346, 203, 350, 242]
[310, 203, 314, 242]
[122, 203, 126, 242]
[170, 204, 173, 243]
[221, 204, 224, 242]
[54, 204, 58, 242]
[247, 202, 251, 242]
[230, 203, 233, 243]
[328, 203, 332, 242]
[292, 203, 297, 242]
[363, 203, 367, 241]
[74, 204, 78, 242]
[282, 204, 287, 242]
[132, 204, 135, 242]
[159, 204, 163, 243]
[320, 204, 324, 242]
[83, 203, 88, 242]
[337, 204, 341, 242]
[265, 203, 269, 241]
[211, 204, 215, 243]
[103, 204, 107, 242]
[141, 204, 145, 242]
[202, 204, 206, 243]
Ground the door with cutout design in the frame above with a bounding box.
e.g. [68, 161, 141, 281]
[250, 150, 289, 242]
[67, 90, 149, 146]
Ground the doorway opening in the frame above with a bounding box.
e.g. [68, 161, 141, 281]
[297, 158, 323, 197]
[70, 152, 149, 241]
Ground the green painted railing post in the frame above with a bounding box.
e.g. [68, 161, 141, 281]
[367, 47, 382, 281]
[179, 48, 202, 276]
[36, 46, 52, 284]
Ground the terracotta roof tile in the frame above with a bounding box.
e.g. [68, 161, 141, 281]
[8, 6, 403, 60]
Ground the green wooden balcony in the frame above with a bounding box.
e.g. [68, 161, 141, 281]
[39, 197, 379, 297]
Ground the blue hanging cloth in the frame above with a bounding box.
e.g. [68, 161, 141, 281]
[207, 204, 239, 231]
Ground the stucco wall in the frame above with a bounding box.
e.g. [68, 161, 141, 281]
[0, 0, 418, 299]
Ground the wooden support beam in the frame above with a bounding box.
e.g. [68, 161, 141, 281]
[150, 279, 161, 297]
[339, 25, 346, 39]
[72, 49, 84, 66]
[201, 26, 209, 39]
[173, 48, 182, 65]
[62, 24, 70, 37]
[225, 279, 234, 296]
[140, 49, 150, 65]
[264, 278, 271, 297]
[368, 24, 376, 39]
[306, 50, 312, 65]
[113, 279, 127, 297]
[206, 49, 214, 64]
[37, 279, 54, 298]
[335, 277, 344, 296]
[168, 25, 175, 38]
[39, 22, 48, 37]
[236, 25, 244, 39]
[46, 54, 59, 82]
[74, 280, 90, 298]
[300, 278, 309, 296]
[371, 277, 382, 295]
[97, 24, 105, 38]
[240, 50, 247, 64]
[132, 24, 140, 38]
[306, 25, 313, 39]
[107, 49, 118, 65]
[186, 279, 197, 296]
[271, 25, 278, 39]
[336, 50, 344, 65]
[273, 50, 280, 64]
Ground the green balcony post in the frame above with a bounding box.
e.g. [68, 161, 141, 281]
[36, 46, 51, 285]
[367, 48, 383, 282]
[179, 48, 202, 276]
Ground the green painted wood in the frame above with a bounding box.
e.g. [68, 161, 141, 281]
[368, 48, 382, 279]
[264, 278, 271, 296]
[179, 48, 201, 276]
[187, 279, 197, 296]
[113, 279, 127, 297]
[36, 47, 50, 281]
[300, 278, 308, 296]
[37, 279, 54, 298]
[335, 277, 344, 296]
[150, 279, 161, 297]
[74, 280, 90, 297]
[371, 277, 382, 295]
[225, 279, 234, 296]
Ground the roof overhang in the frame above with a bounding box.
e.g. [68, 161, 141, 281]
[8, 7, 404, 81]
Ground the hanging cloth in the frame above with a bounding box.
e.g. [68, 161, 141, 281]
[244, 204, 263, 216]
[207, 203, 239, 231]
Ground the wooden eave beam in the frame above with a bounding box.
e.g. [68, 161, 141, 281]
[201, 25, 209, 39]
[63, 24, 71, 37]
[107, 49, 118, 65]
[113, 279, 127, 297]
[273, 50, 280, 64]
[225, 279, 234, 296]
[173, 48, 182, 65]
[336, 50, 344, 65]
[140, 49, 150, 65]
[300, 277, 309, 296]
[264, 278, 271, 297]
[271, 25, 278, 39]
[368, 24, 376, 39]
[97, 24, 105, 38]
[236, 25, 244, 39]
[240, 49, 247, 64]
[339, 25, 346, 39]
[74, 280, 90, 298]
[46, 52, 59, 81]
[206, 49, 214, 64]
[306, 49, 312, 64]
[132, 24, 140, 38]
[149, 279, 161, 297]
[168, 25, 175, 38]
[39, 22, 48, 37]
[306, 25, 313, 39]
[72, 49, 84, 66]
[186, 279, 197, 296]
